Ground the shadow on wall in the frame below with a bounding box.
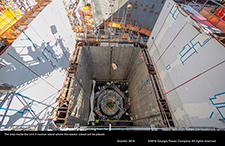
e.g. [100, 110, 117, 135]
[0, 33, 71, 91]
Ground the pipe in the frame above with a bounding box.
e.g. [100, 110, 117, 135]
[0, 91, 16, 127]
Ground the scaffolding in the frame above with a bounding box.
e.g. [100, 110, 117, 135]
[0, 0, 52, 56]
[188, 0, 225, 33]
[63, 0, 80, 33]
[175, 0, 225, 44]
[55, 42, 83, 126]
[0, 0, 57, 131]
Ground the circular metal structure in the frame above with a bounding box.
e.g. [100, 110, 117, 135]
[99, 91, 123, 116]
[94, 85, 128, 120]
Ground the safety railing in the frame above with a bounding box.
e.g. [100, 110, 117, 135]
[0, 0, 52, 56]
[188, 0, 225, 33]
[0, 6, 20, 34]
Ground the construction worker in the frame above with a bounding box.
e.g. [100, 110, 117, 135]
[130, 116, 133, 121]
[95, 119, 99, 124]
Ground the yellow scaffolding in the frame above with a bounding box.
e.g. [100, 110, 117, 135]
[0, 0, 52, 55]
[0, 5, 21, 34]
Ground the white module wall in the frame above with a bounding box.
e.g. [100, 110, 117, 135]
[147, 0, 225, 128]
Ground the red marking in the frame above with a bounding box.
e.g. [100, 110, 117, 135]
[165, 59, 225, 95]
[37, 57, 41, 61]
[156, 23, 187, 63]
[41, 15, 69, 62]
[159, 105, 162, 111]
[7, 53, 58, 90]
[166, 73, 202, 95]
[50, 30, 69, 62]
[59, 49, 75, 95]
[152, 57, 168, 100]
[167, 2, 171, 8]
[148, 4, 175, 51]
[141, 50, 147, 66]
[104, 106, 116, 112]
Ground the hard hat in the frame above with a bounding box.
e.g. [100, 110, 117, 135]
[127, 4, 132, 10]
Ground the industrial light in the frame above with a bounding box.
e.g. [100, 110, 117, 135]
[127, 4, 133, 11]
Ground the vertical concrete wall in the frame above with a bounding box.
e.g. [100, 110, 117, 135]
[147, 0, 225, 128]
[68, 45, 164, 127]
[66, 48, 92, 126]
[128, 50, 164, 127]
[0, 0, 76, 128]
[83, 46, 139, 81]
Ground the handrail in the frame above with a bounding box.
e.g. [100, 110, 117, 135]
[0, 0, 52, 56]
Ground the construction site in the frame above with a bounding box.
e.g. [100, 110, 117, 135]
[0, 0, 225, 131]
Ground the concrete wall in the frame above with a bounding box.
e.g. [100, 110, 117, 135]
[128, 50, 164, 127]
[83, 45, 139, 81]
[66, 48, 93, 126]
[69, 45, 164, 127]
[66, 45, 139, 126]
[147, 0, 225, 128]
